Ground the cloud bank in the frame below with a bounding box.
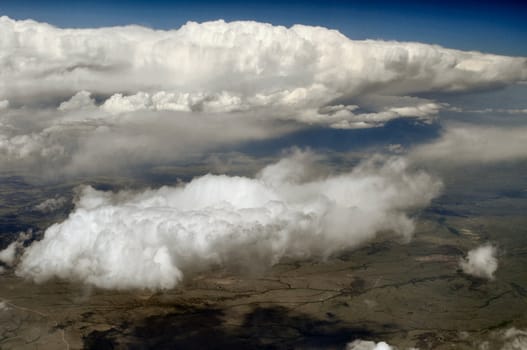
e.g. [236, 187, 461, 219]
[15, 152, 440, 290]
[2, 16, 525, 112]
[0, 17, 526, 174]
[409, 124, 527, 165]
[459, 243, 498, 280]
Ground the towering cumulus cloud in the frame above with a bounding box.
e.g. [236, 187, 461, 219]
[2, 16, 525, 110]
[0, 17, 526, 174]
[16, 152, 441, 290]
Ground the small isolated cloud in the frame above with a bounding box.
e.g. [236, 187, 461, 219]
[459, 243, 498, 280]
[345, 340, 393, 350]
[15, 152, 441, 290]
[345, 340, 420, 350]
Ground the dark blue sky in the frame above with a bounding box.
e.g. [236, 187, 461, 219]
[1, 0, 526, 56]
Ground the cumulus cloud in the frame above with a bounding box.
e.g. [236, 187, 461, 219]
[58, 90, 96, 111]
[345, 339, 420, 350]
[0, 16, 526, 173]
[345, 340, 393, 350]
[409, 124, 527, 165]
[0, 242, 17, 266]
[2, 16, 525, 111]
[15, 152, 440, 290]
[459, 243, 498, 280]
[0, 232, 32, 267]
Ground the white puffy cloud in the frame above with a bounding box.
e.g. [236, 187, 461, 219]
[459, 243, 498, 280]
[455, 108, 527, 115]
[345, 339, 420, 350]
[0, 17, 526, 172]
[409, 124, 527, 165]
[15, 152, 441, 290]
[345, 340, 393, 350]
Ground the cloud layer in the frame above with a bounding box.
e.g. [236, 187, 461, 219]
[15, 152, 441, 290]
[3, 17, 526, 110]
[1, 17, 526, 173]
[409, 124, 527, 165]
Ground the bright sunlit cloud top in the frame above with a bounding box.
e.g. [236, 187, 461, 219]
[0, 16, 525, 175]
